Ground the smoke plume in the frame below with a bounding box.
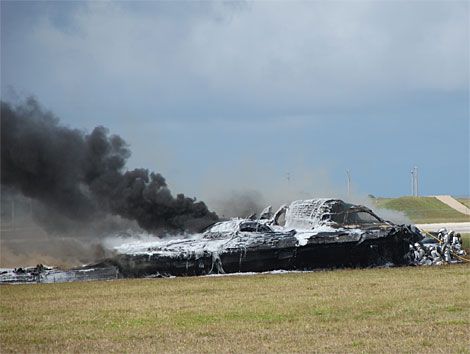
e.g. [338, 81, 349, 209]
[1, 98, 218, 234]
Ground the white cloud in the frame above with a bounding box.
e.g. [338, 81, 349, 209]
[2, 1, 468, 119]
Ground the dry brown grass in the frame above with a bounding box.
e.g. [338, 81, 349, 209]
[1, 264, 469, 353]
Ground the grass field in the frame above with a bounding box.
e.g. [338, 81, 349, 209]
[461, 234, 470, 250]
[373, 197, 470, 224]
[1, 264, 469, 353]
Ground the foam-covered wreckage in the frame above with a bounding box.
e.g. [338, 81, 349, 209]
[113, 199, 424, 277]
[0, 264, 119, 284]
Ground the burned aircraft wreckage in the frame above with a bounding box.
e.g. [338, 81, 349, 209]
[2, 198, 466, 284]
[112, 199, 425, 277]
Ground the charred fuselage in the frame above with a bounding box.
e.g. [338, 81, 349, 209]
[113, 199, 422, 277]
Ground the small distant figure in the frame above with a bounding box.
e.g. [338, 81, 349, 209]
[437, 228, 447, 243]
[444, 248, 452, 263]
[452, 233, 466, 256]
[429, 245, 443, 265]
[443, 231, 451, 247]
[409, 242, 432, 265]
[415, 243, 426, 263]
[447, 230, 455, 242]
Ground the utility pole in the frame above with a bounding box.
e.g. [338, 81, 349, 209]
[410, 166, 419, 197]
[346, 170, 351, 199]
[411, 169, 415, 196]
[414, 166, 419, 197]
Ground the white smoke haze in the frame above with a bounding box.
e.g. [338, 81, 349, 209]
[200, 162, 339, 218]
[346, 193, 411, 225]
[198, 161, 411, 224]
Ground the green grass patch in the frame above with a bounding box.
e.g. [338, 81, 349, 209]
[1, 264, 469, 353]
[457, 198, 470, 209]
[461, 233, 470, 250]
[373, 196, 470, 223]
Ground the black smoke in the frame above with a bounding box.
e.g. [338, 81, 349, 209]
[1, 98, 218, 233]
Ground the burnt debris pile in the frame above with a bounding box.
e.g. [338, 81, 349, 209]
[1, 98, 218, 233]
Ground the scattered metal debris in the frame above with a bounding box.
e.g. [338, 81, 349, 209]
[0, 264, 119, 284]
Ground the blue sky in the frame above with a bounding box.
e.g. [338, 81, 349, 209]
[1, 0, 469, 206]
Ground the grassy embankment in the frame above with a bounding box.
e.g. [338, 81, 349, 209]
[373, 196, 469, 250]
[1, 264, 469, 353]
[457, 198, 470, 209]
[373, 196, 470, 224]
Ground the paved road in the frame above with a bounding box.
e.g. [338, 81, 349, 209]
[435, 195, 470, 215]
[415, 222, 470, 233]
